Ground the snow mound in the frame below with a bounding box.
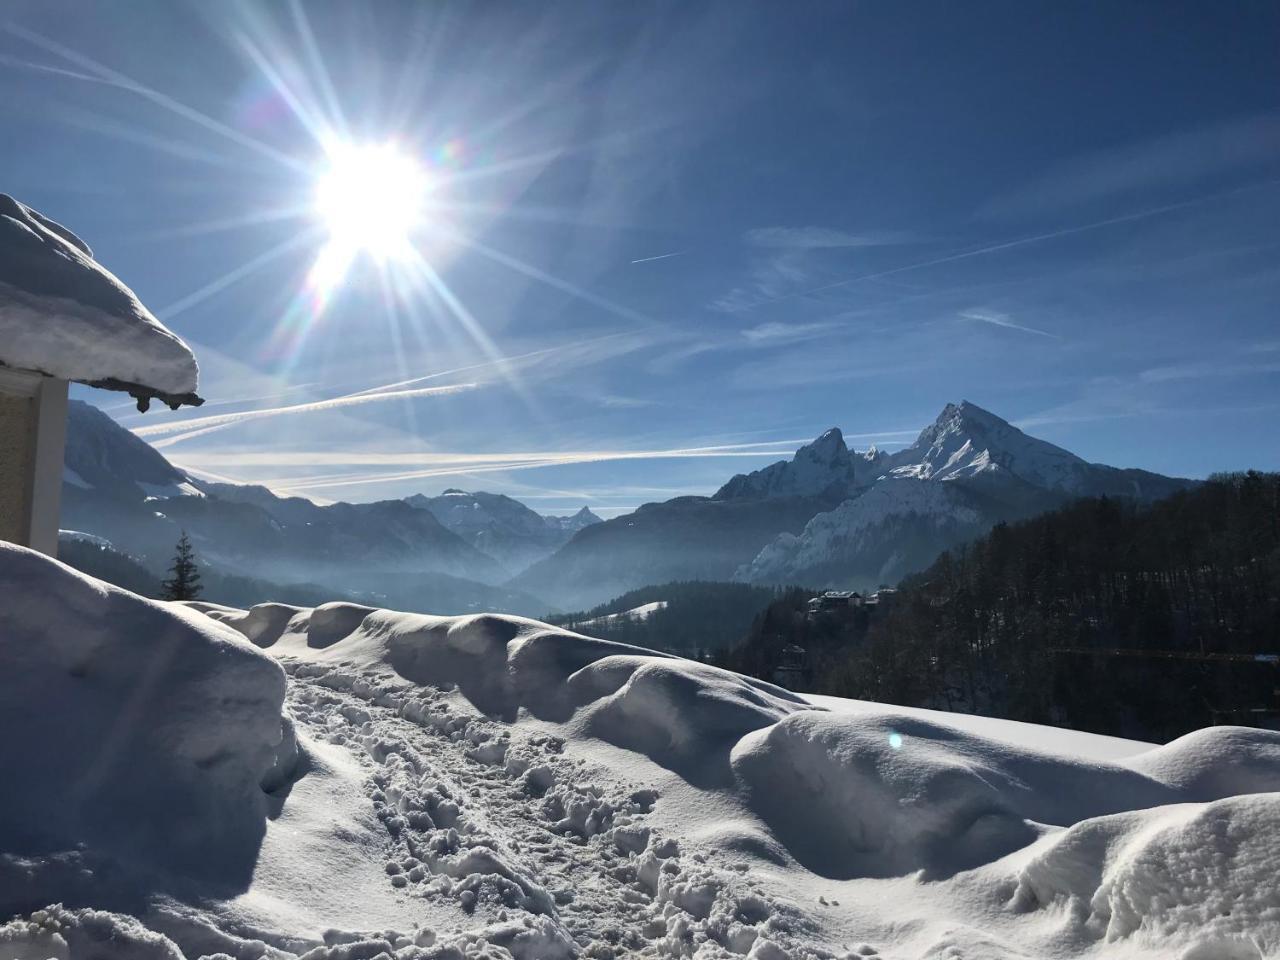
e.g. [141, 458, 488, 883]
[570, 655, 808, 779]
[207, 603, 810, 762]
[1014, 794, 1280, 955]
[0, 543, 290, 906]
[0, 194, 199, 402]
[14, 574, 1278, 960]
[730, 711, 1280, 880]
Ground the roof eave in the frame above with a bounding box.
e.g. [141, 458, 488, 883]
[81, 377, 205, 412]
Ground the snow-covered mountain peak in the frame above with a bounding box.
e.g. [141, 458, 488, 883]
[884, 400, 1090, 491]
[715, 426, 861, 500]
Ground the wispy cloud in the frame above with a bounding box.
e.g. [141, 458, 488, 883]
[959, 308, 1061, 340]
[745, 226, 912, 249]
[741, 321, 842, 345]
[644, 340, 720, 375]
[712, 227, 913, 313]
[710, 249, 812, 312]
[735, 181, 1280, 310]
[984, 114, 1280, 219]
[1139, 359, 1280, 383]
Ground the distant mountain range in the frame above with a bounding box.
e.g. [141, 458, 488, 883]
[59, 401, 588, 615]
[513, 401, 1192, 607]
[61, 398, 1193, 615]
[405, 489, 600, 573]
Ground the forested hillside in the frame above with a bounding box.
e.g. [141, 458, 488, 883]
[548, 580, 786, 655]
[718, 472, 1280, 741]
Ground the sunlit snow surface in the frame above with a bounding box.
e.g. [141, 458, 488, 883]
[1, 542, 1278, 960]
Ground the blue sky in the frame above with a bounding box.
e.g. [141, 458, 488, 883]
[3, 1, 1278, 516]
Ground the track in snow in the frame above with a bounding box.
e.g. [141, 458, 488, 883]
[280, 659, 826, 960]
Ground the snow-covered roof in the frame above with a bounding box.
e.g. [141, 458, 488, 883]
[0, 194, 202, 410]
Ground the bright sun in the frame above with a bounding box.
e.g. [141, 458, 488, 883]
[313, 141, 429, 262]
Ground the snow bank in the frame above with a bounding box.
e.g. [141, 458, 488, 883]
[730, 710, 1280, 880]
[0, 194, 199, 401]
[1014, 794, 1280, 955]
[11, 578, 1279, 960]
[205, 603, 809, 753]
[0, 543, 290, 908]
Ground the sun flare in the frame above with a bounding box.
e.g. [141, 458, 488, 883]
[307, 140, 429, 297]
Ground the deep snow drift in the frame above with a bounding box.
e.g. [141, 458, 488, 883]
[1, 544, 1278, 960]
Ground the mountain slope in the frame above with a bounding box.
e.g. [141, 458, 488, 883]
[880, 401, 1190, 498]
[739, 479, 991, 589]
[63, 400, 198, 499]
[739, 401, 1194, 587]
[510, 428, 887, 608]
[715, 427, 873, 499]
[406, 489, 601, 574]
[511, 492, 842, 610]
[520, 402, 1192, 607]
[60, 401, 547, 611]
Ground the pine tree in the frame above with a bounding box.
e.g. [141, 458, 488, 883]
[160, 531, 202, 601]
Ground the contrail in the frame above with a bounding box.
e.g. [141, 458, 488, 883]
[747, 179, 1280, 308]
[631, 251, 685, 264]
[226, 441, 815, 493]
[134, 382, 480, 447]
[345, 335, 629, 398]
[131, 333, 650, 446]
[169, 437, 814, 470]
[959, 309, 1061, 340]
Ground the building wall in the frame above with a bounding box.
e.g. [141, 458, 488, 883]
[0, 390, 36, 545]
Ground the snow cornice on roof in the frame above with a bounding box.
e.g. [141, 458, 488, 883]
[0, 194, 203, 411]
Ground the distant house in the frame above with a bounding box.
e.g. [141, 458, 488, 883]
[0, 194, 202, 556]
[806, 590, 863, 617]
[867, 587, 898, 607]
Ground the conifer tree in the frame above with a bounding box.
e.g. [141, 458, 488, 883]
[160, 531, 202, 601]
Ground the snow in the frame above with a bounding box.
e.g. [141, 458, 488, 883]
[3, 544, 1279, 960]
[0, 542, 290, 901]
[0, 195, 199, 402]
[879, 400, 1091, 491]
[740, 479, 982, 584]
[139, 480, 205, 499]
[716, 428, 863, 500]
[803, 694, 1153, 762]
[575, 600, 669, 629]
[57, 528, 114, 549]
